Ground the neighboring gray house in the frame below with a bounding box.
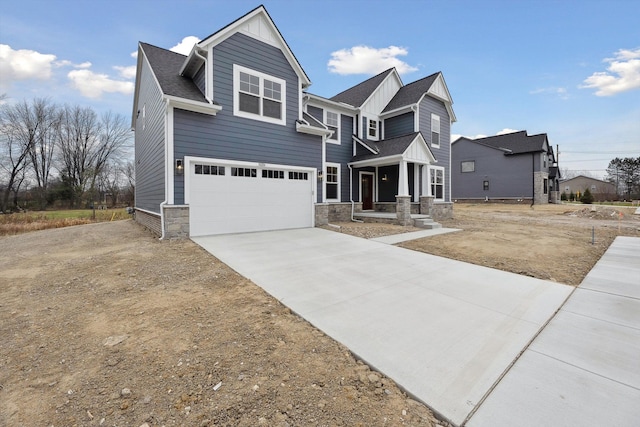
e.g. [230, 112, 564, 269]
[132, 5, 456, 238]
[560, 175, 616, 201]
[451, 131, 559, 204]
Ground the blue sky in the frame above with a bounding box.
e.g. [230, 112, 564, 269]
[2, 0, 639, 178]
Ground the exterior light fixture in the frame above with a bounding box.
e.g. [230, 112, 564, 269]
[176, 159, 184, 175]
[317, 170, 323, 180]
[381, 174, 388, 181]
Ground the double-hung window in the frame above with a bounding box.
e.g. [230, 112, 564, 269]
[326, 163, 340, 201]
[431, 114, 440, 148]
[326, 111, 340, 143]
[233, 64, 286, 125]
[368, 119, 378, 139]
[430, 166, 444, 200]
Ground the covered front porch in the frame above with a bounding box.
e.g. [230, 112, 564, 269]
[349, 132, 445, 226]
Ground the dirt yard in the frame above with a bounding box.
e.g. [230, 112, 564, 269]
[330, 203, 640, 286]
[1, 204, 638, 426]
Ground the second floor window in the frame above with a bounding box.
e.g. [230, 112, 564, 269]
[431, 114, 440, 148]
[368, 119, 378, 139]
[326, 111, 339, 143]
[233, 64, 286, 126]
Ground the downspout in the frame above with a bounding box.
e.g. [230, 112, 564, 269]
[160, 97, 171, 240]
[193, 49, 213, 104]
[348, 164, 363, 223]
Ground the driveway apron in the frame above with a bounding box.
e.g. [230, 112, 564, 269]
[467, 236, 640, 427]
[193, 228, 573, 426]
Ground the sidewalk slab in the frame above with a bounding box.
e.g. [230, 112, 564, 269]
[370, 228, 461, 244]
[193, 228, 572, 426]
[467, 236, 640, 427]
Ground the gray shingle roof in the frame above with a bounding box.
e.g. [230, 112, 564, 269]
[382, 72, 440, 112]
[471, 131, 548, 154]
[352, 132, 430, 162]
[330, 68, 395, 107]
[302, 112, 326, 129]
[140, 42, 209, 103]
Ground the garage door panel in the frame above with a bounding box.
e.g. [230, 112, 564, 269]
[188, 161, 314, 237]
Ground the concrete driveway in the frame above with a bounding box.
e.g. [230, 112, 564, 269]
[193, 228, 572, 425]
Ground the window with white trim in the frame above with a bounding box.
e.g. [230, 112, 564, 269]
[326, 163, 340, 201]
[233, 64, 286, 125]
[368, 119, 378, 139]
[431, 114, 440, 148]
[325, 110, 340, 144]
[430, 166, 445, 200]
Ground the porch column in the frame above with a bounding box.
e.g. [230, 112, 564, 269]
[413, 163, 420, 202]
[397, 160, 409, 196]
[421, 165, 430, 196]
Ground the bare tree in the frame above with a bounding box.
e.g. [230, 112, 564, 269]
[0, 100, 40, 212]
[28, 98, 59, 209]
[56, 106, 131, 208]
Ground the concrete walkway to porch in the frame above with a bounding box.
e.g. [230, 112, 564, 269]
[370, 227, 461, 244]
[192, 228, 572, 426]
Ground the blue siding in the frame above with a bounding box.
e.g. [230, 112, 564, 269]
[307, 105, 322, 122]
[384, 112, 414, 138]
[172, 33, 322, 204]
[326, 114, 355, 202]
[194, 64, 206, 95]
[419, 96, 451, 202]
[451, 139, 533, 199]
[134, 56, 165, 213]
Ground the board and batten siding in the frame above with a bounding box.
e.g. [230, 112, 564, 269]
[134, 55, 166, 213]
[384, 112, 414, 139]
[419, 96, 451, 202]
[451, 139, 533, 199]
[172, 32, 322, 204]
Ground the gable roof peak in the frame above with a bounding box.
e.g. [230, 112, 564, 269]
[329, 68, 400, 107]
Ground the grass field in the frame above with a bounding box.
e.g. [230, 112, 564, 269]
[0, 209, 132, 236]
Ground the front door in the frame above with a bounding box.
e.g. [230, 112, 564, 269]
[362, 174, 373, 210]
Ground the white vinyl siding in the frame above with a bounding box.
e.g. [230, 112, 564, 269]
[233, 64, 286, 126]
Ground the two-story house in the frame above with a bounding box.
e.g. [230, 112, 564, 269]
[132, 5, 456, 238]
[451, 131, 560, 204]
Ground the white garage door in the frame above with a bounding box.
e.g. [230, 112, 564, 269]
[187, 158, 315, 237]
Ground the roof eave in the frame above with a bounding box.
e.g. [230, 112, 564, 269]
[165, 95, 221, 116]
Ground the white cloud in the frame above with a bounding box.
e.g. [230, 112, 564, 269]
[0, 44, 57, 84]
[530, 86, 569, 100]
[580, 48, 640, 96]
[53, 59, 92, 69]
[67, 69, 134, 99]
[114, 65, 136, 79]
[328, 45, 418, 75]
[496, 128, 520, 135]
[170, 36, 200, 55]
[130, 51, 138, 59]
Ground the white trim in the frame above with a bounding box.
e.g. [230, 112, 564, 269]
[304, 93, 358, 113]
[233, 64, 286, 126]
[368, 118, 379, 140]
[165, 103, 174, 204]
[359, 171, 375, 209]
[135, 207, 161, 217]
[325, 162, 341, 202]
[164, 95, 221, 116]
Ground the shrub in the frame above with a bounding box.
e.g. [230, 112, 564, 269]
[561, 192, 567, 201]
[580, 188, 594, 204]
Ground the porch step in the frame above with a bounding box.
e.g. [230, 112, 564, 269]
[413, 217, 442, 229]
